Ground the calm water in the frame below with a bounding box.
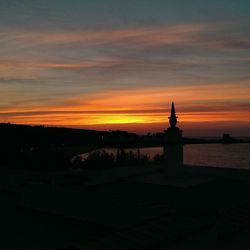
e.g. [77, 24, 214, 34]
[81, 143, 250, 169]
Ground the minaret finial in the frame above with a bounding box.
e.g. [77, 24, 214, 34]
[168, 102, 178, 127]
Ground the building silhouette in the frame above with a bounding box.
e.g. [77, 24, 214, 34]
[164, 102, 183, 172]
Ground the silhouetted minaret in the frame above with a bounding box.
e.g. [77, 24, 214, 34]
[169, 102, 178, 128]
[164, 102, 183, 174]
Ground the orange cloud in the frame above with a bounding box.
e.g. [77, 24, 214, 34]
[1, 23, 208, 48]
[3, 22, 248, 51]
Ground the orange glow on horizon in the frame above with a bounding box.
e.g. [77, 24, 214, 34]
[1, 82, 250, 131]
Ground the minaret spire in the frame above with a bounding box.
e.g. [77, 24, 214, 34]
[168, 102, 178, 127]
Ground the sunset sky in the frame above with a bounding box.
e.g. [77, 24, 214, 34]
[0, 0, 250, 135]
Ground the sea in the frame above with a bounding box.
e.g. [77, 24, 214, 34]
[81, 143, 250, 169]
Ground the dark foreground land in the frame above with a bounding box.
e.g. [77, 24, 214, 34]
[1, 123, 250, 249]
[3, 164, 250, 250]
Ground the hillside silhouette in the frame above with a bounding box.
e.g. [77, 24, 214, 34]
[0, 123, 247, 172]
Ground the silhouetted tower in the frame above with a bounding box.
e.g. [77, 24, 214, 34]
[164, 102, 183, 172]
[169, 102, 178, 127]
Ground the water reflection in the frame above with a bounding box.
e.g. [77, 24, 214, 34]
[80, 143, 250, 169]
